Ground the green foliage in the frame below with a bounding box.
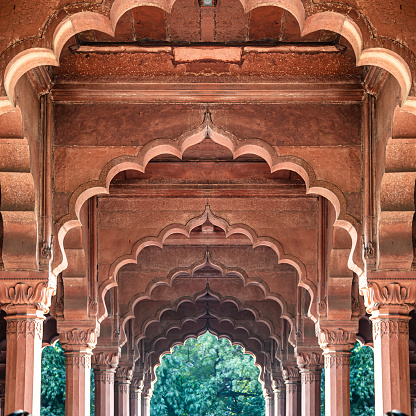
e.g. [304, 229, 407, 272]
[150, 331, 265, 416]
[320, 342, 375, 416]
[350, 342, 375, 416]
[40, 341, 95, 416]
[41, 342, 66, 416]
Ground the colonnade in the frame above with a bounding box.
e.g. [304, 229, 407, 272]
[0, 282, 415, 416]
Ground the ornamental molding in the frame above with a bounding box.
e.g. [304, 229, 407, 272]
[372, 318, 409, 339]
[116, 366, 133, 381]
[361, 282, 416, 313]
[116, 382, 131, 393]
[0, 282, 54, 313]
[285, 383, 300, 393]
[94, 371, 115, 384]
[60, 328, 97, 349]
[296, 351, 323, 367]
[5, 318, 43, 340]
[301, 371, 322, 384]
[92, 351, 120, 368]
[282, 366, 300, 381]
[324, 353, 350, 369]
[65, 352, 92, 369]
[318, 328, 356, 349]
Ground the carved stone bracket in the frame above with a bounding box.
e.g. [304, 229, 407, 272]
[296, 351, 324, 368]
[317, 326, 356, 351]
[115, 364, 134, 384]
[92, 350, 120, 369]
[282, 366, 300, 382]
[58, 321, 98, 352]
[361, 281, 416, 314]
[0, 281, 54, 314]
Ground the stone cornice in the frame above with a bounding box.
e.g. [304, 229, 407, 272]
[51, 81, 364, 104]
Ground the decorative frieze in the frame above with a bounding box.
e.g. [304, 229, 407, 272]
[65, 352, 92, 369]
[318, 328, 356, 349]
[324, 353, 350, 369]
[372, 318, 409, 339]
[0, 282, 53, 313]
[116, 382, 130, 393]
[60, 328, 97, 349]
[92, 351, 119, 368]
[282, 366, 300, 381]
[297, 352, 323, 367]
[300, 371, 322, 384]
[94, 371, 115, 384]
[361, 282, 416, 313]
[5, 318, 43, 340]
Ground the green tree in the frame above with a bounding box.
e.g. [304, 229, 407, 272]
[321, 342, 375, 416]
[41, 342, 66, 416]
[150, 331, 265, 416]
[41, 341, 95, 416]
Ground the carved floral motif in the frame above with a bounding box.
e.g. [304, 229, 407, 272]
[318, 328, 355, 349]
[361, 282, 416, 313]
[94, 371, 115, 384]
[6, 318, 43, 340]
[301, 371, 322, 384]
[372, 318, 409, 338]
[0, 282, 54, 313]
[60, 328, 97, 349]
[92, 351, 119, 368]
[282, 366, 300, 381]
[65, 352, 92, 369]
[297, 352, 323, 367]
[324, 353, 350, 369]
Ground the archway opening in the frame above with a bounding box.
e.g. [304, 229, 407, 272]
[151, 331, 265, 416]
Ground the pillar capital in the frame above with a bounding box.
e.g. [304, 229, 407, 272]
[296, 348, 323, 370]
[92, 347, 120, 370]
[361, 273, 416, 314]
[317, 323, 356, 352]
[0, 277, 53, 315]
[58, 321, 98, 351]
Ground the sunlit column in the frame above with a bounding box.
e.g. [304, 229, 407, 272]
[4, 306, 44, 416]
[92, 349, 119, 416]
[319, 327, 355, 416]
[141, 386, 152, 416]
[272, 379, 285, 416]
[283, 366, 301, 416]
[297, 351, 323, 416]
[371, 308, 411, 415]
[59, 325, 97, 416]
[264, 387, 274, 416]
[130, 376, 144, 416]
[115, 364, 133, 416]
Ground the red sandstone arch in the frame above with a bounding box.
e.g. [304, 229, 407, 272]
[97, 204, 311, 327]
[52, 113, 363, 288]
[0, 0, 414, 108]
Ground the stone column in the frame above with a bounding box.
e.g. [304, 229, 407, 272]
[410, 383, 416, 416]
[371, 308, 411, 415]
[264, 387, 274, 416]
[282, 366, 301, 416]
[92, 349, 119, 416]
[130, 376, 144, 416]
[142, 386, 152, 416]
[272, 379, 285, 416]
[1, 280, 52, 416]
[319, 327, 355, 416]
[297, 351, 323, 416]
[115, 365, 133, 416]
[0, 382, 5, 416]
[60, 325, 97, 416]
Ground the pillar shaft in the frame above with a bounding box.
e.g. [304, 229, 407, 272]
[285, 380, 301, 416]
[273, 387, 285, 416]
[142, 390, 152, 416]
[372, 312, 411, 415]
[323, 350, 351, 416]
[59, 326, 97, 416]
[65, 349, 93, 416]
[264, 390, 274, 416]
[115, 381, 130, 415]
[4, 310, 44, 416]
[94, 369, 115, 416]
[300, 368, 321, 416]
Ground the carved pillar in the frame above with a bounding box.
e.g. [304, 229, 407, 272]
[115, 364, 133, 416]
[363, 280, 416, 416]
[371, 309, 411, 415]
[130, 376, 144, 416]
[59, 325, 97, 416]
[1, 281, 52, 416]
[0, 382, 4, 416]
[272, 378, 285, 416]
[319, 327, 355, 416]
[410, 383, 416, 416]
[264, 387, 274, 416]
[141, 386, 152, 416]
[297, 351, 323, 416]
[282, 366, 301, 416]
[92, 349, 119, 416]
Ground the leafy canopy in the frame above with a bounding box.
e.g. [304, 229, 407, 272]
[150, 331, 265, 416]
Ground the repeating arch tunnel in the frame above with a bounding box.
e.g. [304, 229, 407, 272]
[1, 0, 416, 415]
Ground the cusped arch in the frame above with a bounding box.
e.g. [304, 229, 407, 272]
[0, 0, 414, 108]
[98, 203, 310, 325]
[150, 328, 268, 388]
[52, 113, 362, 285]
[127, 284, 286, 350]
